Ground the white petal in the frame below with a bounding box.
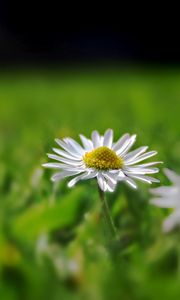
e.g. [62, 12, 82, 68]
[67, 171, 98, 188]
[47, 153, 83, 166]
[125, 151, 157, 165]
[136, 161, 163, 168]
[128, 174, 159, 184]
[91, 130, 101, 148]
[103, 129, 113, 148]
[97, 173, 107, 192]
[55, 139, 81, 157]
[116, 135, 136, 156]
[115, 138, 131, 155]
[117, 170, 126, 180]
[100, 136, 104, 145]
[106, 180, 116, 192]
[143, 168, 160, 174]
[102, 172, 117, 185]
[125, 178, 137, 189]
[150, 197, 177, 208]
[123, 146, 148, 162]
[163, 211, 180, 233]
[64, 138, 85, 155]
[164, 168, 180, 185]
[67, 173, 87, 188]
[108, 170, 120, 174]
[79, 134, 93, 151]
[124, 167, 159, 175]
[43, 162, 85, 172]
[52, 148, 81, 160]
[42, 162, 66, 169]
[112, 133, 130, 151]
[81, 171, 98, 180]
[51, 170, 82, 182]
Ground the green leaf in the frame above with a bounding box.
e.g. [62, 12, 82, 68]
[12, 188, 84, 240]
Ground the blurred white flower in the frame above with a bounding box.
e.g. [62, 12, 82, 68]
[43, 129, 161, 192]
[150, 168, 180, 233]
[31, 168, 43, 188]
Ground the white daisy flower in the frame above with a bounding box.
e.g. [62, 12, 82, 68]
[43, 129, 161, 192]
[150, 168, 180, 233]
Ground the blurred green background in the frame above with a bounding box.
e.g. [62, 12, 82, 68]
[0, 68, 180, 300]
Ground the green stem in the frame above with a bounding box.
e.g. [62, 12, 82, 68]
[98, 185, 117, 237]
[177, 233, 180, 278]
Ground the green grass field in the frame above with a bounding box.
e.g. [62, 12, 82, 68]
[0, 68, 180, 300]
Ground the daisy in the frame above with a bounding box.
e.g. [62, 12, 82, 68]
[150, 168, 180, 233]
[43, 129, 161, 192]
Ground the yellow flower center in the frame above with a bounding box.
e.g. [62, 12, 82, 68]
[83, 146, 123, 170]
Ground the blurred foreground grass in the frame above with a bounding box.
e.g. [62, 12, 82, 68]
[0, 68, 180, 300]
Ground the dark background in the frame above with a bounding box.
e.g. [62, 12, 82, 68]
[0, 3, 179, 66]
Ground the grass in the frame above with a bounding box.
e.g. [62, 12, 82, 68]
[0, 67, 180, 300]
